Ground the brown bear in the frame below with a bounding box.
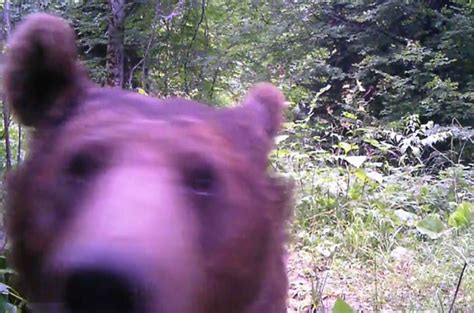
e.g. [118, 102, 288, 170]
[3, 13, 292, 313]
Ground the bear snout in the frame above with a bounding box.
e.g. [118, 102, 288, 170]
[50, 244, 152, 313]
[63, 267, 142, 313]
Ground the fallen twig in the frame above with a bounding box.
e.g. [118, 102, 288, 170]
[448, 261, 468, 313]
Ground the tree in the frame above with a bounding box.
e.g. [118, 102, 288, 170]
[106, 0, 126, 87]
[2, 0, 12, 170]
[253, 1, 473, 126]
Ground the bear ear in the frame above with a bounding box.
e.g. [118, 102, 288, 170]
[3, 13, 85, 127]
[242, 82, 286, 139]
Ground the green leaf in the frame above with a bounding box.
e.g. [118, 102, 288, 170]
[354, 168, 368, 182]
[342, 111, 357, 120]
[348, 185, 362, 200]
[448, 202, 473, 228]
[364, 138, 379, 146]
[272, 149, 291, 158]
[338, 142, 353, 154]
[136, 88, 148, 96]
[332, 298, 354, 313]
[416, 215, 446, 239]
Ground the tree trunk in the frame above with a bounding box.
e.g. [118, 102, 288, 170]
[106, 0, 126, 87]
[2, 0, 12, 170]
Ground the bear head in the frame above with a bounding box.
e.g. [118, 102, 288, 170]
[4, 13, 291, 313]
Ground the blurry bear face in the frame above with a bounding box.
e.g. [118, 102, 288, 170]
[4, 13, 291, 313]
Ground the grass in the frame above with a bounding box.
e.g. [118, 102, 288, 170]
[282, 161, 474, 312]
[287, 228, 473, 312]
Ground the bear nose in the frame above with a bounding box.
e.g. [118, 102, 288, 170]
[63, 268, 141, 313]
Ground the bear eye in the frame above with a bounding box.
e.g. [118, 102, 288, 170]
[66, 147, 104, 180]
[184, 165, 217, 197]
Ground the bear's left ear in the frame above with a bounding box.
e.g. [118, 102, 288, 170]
[242, 82, 286, 140]
[3, 13, 87, 127]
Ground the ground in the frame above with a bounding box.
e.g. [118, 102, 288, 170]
[287, 227, 473, 312]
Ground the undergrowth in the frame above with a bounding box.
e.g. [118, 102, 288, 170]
[275, 116, 473, 312]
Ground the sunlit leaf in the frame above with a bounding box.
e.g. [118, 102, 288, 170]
[342, 111, 357, 120]
[332, 298, 354, 313]
[416, 215, 446, 239]
[136, 88, 148, 96]
[338, 142, 353, 154]
[448, 202, 473, 228]
[354, 168, 368, 181]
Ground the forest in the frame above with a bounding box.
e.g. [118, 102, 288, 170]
[0, 0, 473, 312]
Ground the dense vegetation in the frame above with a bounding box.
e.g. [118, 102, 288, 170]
[0, 0, 473, 312]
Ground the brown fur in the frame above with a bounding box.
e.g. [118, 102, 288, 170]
[4, 13, 292, 313]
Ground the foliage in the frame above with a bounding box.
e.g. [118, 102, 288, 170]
[332, 298, 354, 313]
[264, 1, 474, 126]
[448, 201, 474, 227]
[7, 1, 473, 123]
[276, 123, 473, 310]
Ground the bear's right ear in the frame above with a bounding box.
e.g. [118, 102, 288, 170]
[3, 13, 86, 127]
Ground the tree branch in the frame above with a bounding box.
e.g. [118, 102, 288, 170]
[184, 0, 206, 94]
